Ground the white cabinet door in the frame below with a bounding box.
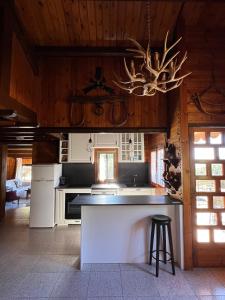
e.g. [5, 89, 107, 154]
[55, 189, 66, 225]
[69, 133, 91, 163]
[94, 133, 119, 147]
[119, 133, 145, 162]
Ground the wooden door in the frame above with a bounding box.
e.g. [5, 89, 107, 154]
[190, 128, 225, 266]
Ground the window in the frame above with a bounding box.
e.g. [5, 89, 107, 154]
[95, 149, 118, 183]
[151, 148, 164, 186]
[21, 165, 32, 182]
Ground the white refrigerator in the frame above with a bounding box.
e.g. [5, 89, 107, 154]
[30, 164, 62, 228]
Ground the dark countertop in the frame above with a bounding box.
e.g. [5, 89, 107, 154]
[73, 195, 183, 206]
[55, 185, 91, 189]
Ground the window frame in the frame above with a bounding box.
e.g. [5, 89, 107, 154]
[150, 147, 165, 187]
[94, 148, 118, 183]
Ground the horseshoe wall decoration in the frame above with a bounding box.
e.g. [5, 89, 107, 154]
[69, 95, 129, 127]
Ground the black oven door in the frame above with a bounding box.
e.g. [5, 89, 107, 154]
[65, 193, 90, 219]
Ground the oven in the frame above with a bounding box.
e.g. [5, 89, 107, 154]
[65, 192, 91, 220]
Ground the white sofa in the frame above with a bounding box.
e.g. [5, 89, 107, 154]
[6, 179, 30, 199]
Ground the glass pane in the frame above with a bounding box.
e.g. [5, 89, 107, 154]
[194, 132, 206, 144]
[151, 151, 157, 183]
[157, 149, 164, 186]
[214, 230, 225, 243]
[99, 153, 114, 181]
[221, 213, 225, 225]
[195, 164, 207, 176]
[196, 180, 216, 192]
[194, 148, 214, 160]
[213, 196, 225, 209]
[196, 196, 208, 209]
[210, 132, 222, 144]
[22, 166, 32, 182]
[211, 164, 223, 176]
[196, 212, 217, 225]
[219, 148, 225, 159]
[197, 229, 209, 243]
[220, 180, 225, 192]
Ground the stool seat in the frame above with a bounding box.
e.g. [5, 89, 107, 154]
[152, 214, 171, 223]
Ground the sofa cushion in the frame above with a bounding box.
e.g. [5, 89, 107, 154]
[6, 180, 17, 192]
[14, 179, 23, 188]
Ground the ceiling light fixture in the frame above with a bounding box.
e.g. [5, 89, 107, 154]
[114, 0, 191, 96]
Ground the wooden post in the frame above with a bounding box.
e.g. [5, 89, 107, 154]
[0, 144, 7, 221]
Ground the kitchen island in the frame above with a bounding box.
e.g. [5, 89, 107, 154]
[74, 195, 183, 270]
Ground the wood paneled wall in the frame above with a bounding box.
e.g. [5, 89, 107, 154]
[183, 29, 225, 125]
[0, 145, 7, 221]
[9, 33, 40, 112]
[38, 57, 168, 128]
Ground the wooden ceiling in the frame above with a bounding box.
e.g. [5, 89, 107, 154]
[14, 0, 225, 48]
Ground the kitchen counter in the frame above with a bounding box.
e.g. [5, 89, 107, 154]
[74, 194, 182, 206]
[79, 194, 184, 270]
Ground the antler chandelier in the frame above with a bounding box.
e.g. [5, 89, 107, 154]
[114, 1, 191, 96]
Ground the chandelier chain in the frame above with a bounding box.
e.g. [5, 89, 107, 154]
[146, 0, 151, 45]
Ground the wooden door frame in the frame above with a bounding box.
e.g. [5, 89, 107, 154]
[94, 148, 118, 183]
[189, 127, 225, 267]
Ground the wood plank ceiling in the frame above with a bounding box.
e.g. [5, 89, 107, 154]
[15, 0, 225, 47]
[15, 0, 183, 47]
[14, 0, 225, 48]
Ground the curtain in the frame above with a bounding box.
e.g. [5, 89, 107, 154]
[15, 158, 23, 180]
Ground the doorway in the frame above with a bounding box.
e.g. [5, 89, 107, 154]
[190, 128, 225, 266]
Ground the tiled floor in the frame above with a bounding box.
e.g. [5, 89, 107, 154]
[1, 204, 225, 299]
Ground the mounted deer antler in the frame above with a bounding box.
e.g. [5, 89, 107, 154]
[113, 31, 191, 96]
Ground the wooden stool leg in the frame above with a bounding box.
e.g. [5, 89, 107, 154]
[149, 222, 155, 265]
[156, 224, 161, 277]
[162, 224, 167, 264]
[167, 222, 175, 275]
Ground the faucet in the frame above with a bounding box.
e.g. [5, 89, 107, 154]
[133, 174, 138, 187]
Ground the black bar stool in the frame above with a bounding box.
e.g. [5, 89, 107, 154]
[149, 214, 175, 277]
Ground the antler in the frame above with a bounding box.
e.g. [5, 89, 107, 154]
[114, 31, 191, 96]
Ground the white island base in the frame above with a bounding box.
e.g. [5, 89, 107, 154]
[80, 204, 183, 270]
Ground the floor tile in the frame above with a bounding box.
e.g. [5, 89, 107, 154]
[154, 269, 195, 297]
[91, 263, 120, 272]
[0, 272, 28, 298]
[51, 272, 90, 298]
[0, 254, 39, 273]
[184, 269, 225, 296]
[120, 263, 153, 273]
[198, 297, 225, 300]
[87, 298, 123, 300]
[88, 271, 122, 297]
[160, 296, 198, 300]
[121, 271, 159, 297]
[31, 254, 79, 273]
[16, 272, 59, 298]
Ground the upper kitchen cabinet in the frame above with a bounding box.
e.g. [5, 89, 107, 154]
[94, 133, 119, 147]
[69, 133, 92, 163]
[119, 133, 144, 163]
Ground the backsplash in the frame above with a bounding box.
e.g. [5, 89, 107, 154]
[62, 163, 149, 186]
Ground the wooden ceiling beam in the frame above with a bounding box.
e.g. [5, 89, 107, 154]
[0, 126, 167, 134]
[0, 95, 37, 123]
[35, 46, 142, 57]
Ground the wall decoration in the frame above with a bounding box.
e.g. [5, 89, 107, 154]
[163, 142, 182, 199]
[69, 67, 130, 127]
